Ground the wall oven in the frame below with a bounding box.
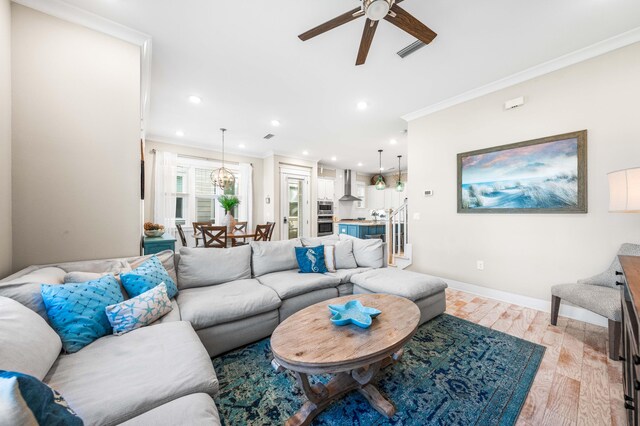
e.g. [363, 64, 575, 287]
[317, 218, 334, 236]
[317, 201, 334, 215]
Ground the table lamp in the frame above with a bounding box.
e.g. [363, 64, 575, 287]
[608, 167, 640, 212]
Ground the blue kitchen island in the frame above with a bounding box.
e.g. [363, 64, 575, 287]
[337, 221, 386, 239]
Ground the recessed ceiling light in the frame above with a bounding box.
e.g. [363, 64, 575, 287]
[380, 167, 385, 171]
[331, 156, 337, 161]
[188, 95, 201, 104]
[357, 101, 368, 110]
[238, 143, 246, 149]
[357, 162, 363, 167]
[390, 139, 397, 145]
[302, 150, 309, 155]
[175, 130, 184, 137]
[271, 120, 280, 127]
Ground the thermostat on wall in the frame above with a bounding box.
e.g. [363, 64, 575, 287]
[424, 189, 434, 197]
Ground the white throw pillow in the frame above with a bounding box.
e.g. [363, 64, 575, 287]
[334, 240, 358, 269]
[324, 246, 337, 272]
[0, 296, 62, 380]
[105, 283, 173, 335]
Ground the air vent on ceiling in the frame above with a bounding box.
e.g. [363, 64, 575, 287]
[263, 133, 275, 140]
[397, 40, 426, 58]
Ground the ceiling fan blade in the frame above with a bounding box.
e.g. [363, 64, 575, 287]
[356, 19, 379, 66]
[299, 7, 363, 41]
[384, 5, 437, 45]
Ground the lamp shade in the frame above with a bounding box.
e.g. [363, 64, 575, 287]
[608, 167, 640, 212]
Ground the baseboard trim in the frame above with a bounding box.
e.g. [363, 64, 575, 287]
[432, 275, 608, 327]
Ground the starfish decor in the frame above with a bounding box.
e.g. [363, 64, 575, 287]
[328, 300, 382, 329]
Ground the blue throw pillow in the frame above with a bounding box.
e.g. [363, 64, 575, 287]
[295, 245, 328, 274]
[120, 256, 178, 299]
[105, 283, 173, 335]
[0, 370, 83, 425]
[41, 275, 124, 353]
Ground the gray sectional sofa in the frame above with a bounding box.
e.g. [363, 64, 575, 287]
[0, 234, 447, 425]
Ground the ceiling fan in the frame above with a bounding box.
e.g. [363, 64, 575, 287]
[298, 0, 437, 66]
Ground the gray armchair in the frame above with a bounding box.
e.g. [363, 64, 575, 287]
[551, 243, 640, 360]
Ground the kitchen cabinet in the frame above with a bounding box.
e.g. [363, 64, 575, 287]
[338, 223, 386, 239]
[317, 178, 335, 201]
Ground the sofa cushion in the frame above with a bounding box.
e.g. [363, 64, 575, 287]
[340, 235, 384, 268]
[0, 267, 67, 320]
[44, 321, 218, 426]
[326, 267, 373, 284]
[0, 297, 61, 380]
[0, 370, 83, 426]
[119, 393, 220, 426]
[177, 279, 281, 330]
[334, 240, 358, 269]
[300, 235, 340, 247]
[250, 239, 302, 277]
[257, 270, 340, 300]
[106, 283, 173, 335]
[41, 275, 124, 353]
[120, 256, 178, 299]
[153, 298, 181, 325]
[351, 269, 448, 301]
[177, 245, 251, 289]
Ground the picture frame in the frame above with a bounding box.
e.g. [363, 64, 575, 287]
[457, 130, 588, 214]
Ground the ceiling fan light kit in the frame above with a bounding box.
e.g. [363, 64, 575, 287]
[299, 0, 437, 66]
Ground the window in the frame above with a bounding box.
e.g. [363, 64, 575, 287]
[356, 182, 366, 209]
[173, 159, 242, 227]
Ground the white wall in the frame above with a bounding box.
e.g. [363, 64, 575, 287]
[407, 42, 640, 301]
[144, 140, 265, 227]
[11, 5, 141, 270]
[0, 0, 11, 278]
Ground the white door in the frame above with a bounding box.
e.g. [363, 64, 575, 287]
[281, 169, 311, 240]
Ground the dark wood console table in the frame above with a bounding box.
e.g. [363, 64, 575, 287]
[619, 255, 640, 425]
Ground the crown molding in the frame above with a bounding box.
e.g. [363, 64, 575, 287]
[145, 134, 267, 160]
[402, 26, 640, 122]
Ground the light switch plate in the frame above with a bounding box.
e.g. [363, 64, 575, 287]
[424, 189, 434, 197]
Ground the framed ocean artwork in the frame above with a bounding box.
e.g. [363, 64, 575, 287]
[457, 130, 587, 214]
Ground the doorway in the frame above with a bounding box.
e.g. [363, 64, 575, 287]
[280, 168, 311, 240]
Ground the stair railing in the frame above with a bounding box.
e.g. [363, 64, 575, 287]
[386, 202, 408, 266]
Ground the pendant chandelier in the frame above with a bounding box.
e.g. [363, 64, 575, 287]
[375, 149, 386, 190]
[210, 128, 236, 192]
[396, 155, 405, 192]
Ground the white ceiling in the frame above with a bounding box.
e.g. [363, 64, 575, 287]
[58, 0, 640, 173]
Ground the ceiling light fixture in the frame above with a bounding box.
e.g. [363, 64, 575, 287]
[271, 120, 281, 127]
[396, 155, 405, 192]
[238, 144, 246, 149]
[175, 130, 184, 137]
[303, 150, 309, 156]
[357, 101, 368, 110]
[210, 128, 235, 192]
[365, 0, 391, 21]
[375, 150, 386, 190]
[390, 139, 397, 145]
[357, 162, 363, 167]
[331, 156, 337, 161]
[188, 95, 201, 104]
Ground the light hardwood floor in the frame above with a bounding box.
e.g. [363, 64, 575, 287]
[445, 288, 625, 426]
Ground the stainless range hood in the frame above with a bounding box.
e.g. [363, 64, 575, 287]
[339, 170, 362, 202]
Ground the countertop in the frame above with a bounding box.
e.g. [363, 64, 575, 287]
[336, 220, 385, 225]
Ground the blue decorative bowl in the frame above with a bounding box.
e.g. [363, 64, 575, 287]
[328, 300, 382, 329]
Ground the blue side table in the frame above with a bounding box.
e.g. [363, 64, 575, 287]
[143, 233, 177, 255]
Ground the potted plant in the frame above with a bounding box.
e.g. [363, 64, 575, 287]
[218, 195, 240, 232]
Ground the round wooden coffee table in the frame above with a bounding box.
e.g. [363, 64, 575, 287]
[270, 293, 420, 426]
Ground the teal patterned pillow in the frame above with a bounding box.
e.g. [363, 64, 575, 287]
[295, 245, 328, 273]
[41, 275, 124, 353]
[0, 370, 83, 425]
[105, 283, 173, 335]
[120, 256, 178, 299]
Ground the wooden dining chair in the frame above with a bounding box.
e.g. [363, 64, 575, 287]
[232, 221, 248, 247]
[176, 223, 188, 247]
[254, 224, 271, 242]
[192, 221, 213, 247]
[200, 225, 227, 248]
[266, 221, 275, 241]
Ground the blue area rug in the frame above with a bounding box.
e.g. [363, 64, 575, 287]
[212, 314, 544, 425]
